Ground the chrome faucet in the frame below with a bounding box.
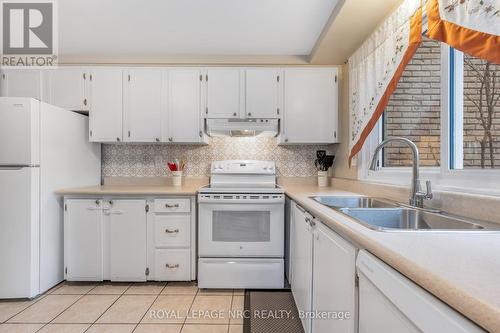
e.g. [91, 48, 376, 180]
[369, 137, 433, 208]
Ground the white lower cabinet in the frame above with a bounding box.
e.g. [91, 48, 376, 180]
[312, 223, 356, 333]
[64, 196, 195, 282]
[357, 250, 485, 333]
[291, 202, 314, 333]
[108, 200, 147, 281]
[64, 199, 103, 281]
[290, 201, 357, 333]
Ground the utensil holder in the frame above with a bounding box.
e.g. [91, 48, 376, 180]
[172, 171, 183, 187]
[318, 171, 328, 187]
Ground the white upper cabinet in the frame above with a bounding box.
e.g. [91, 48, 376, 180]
[64, 199, 103, 282]
[205, 68, 243, 119]
[312, 223, 357, 333]
[89, 69, 124, 143]
[45, 68, 89, 111]
[281, 68, 339, 144]
[167, 69, 205, 143]
[108, 199, 147, 282]
[124, 69, 164, 142]
[0, 69, 42, 99]
[245, 69, 281, 119]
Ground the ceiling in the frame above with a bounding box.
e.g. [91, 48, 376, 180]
[57, 0, 401, 65]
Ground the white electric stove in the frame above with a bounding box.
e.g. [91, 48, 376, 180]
[198, 160, 285, 289]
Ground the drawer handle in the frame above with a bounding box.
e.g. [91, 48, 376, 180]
[165, 204, 180, 208]
[165, 228, 180, 234]
[166, 264, 179, 269]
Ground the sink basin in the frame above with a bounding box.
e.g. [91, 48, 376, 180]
[339, 208, 488, 231]
[312, 196, 398, 209]
[310, 196, 499, 232]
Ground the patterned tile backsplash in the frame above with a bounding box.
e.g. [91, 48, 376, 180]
[102, 137, 335, 177]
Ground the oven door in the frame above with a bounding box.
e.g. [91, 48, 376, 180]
[198, 194, 284, 257]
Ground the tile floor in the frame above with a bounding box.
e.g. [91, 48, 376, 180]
[0, 282, 245, 333]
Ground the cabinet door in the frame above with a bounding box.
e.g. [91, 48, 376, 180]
[206, 69, 242, 118]
[108, 200, 147, 281]
[64, 199, 103, 281]
[89, 69, 123, 142]
[0, 70, 41, 99]
[312, 223, 357, 333]
[168, 69, 203, 143]
[46, 68, 88, 111]
[290, 202, 314, 333]
[124, 69, 163, 142]
[282, 69, 338, 144]
[245, 69, 280, 119]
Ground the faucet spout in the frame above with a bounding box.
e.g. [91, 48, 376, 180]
[369, 137, 431, 208]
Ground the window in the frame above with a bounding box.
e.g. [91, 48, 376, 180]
[460, 55, 500, 169]
[363, 36, 500, 193]
[383, 37, 441, 167]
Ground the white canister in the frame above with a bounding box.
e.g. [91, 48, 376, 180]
[317, 171, 329, 187]
[172, 171, 183, 187]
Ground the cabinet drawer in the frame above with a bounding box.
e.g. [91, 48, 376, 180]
[155, 249, 191, 281]
[155, 215, 190, 248]
[154, 198, 191, 213]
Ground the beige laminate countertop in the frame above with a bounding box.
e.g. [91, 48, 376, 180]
[57, 181, 500, 332]
[55, 182, 206, 196]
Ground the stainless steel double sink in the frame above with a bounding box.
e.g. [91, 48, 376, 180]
[311, 196, 499, 232]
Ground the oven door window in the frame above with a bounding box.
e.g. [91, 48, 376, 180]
[212, 211, 271, 242]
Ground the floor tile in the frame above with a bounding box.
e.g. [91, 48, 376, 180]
[124, 283, 166, 295]
[180, 325, 228, 333]
[233, 290, 245, 296]
[186, 295, 232, 324]
[141, 295, 195, 324]
[0, 323, 43, 333]
[197, 289, 233, 296]
[85, 324, 135, 333]
[134, 324, 182, 333]
[8, 295, 81, 323]
[230, 296, 244, 325]
[161, 283, 198, 296]
[37, 323, 90, 333]
[89, 283, 131, 295]
[50, 283, 97, 295]
[0, 297, 43, 323]
[97, 295, 156, 324]
[53, 295, 119, 324]
[228, 325, 243, 333]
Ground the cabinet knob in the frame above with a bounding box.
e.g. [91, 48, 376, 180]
[168, 137, 173, 142]
[166, 264, 180, 269]
[285, 138, 289, 143]
[165, 228, 179, 234]
[83, 99, 87, 106]
[155, 138, 160, 142]
[116, 137, 121, 142]
[248, 112, 252, 117]
[233, 113, 237, 117]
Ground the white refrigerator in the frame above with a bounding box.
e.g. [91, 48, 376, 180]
[0, 97, 101, 299]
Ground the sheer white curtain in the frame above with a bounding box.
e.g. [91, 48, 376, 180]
[348, 0, 423, 165]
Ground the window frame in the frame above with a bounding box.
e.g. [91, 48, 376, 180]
[359, 43, 500, 196]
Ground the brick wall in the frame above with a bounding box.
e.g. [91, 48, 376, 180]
[383, 37, 500, 168]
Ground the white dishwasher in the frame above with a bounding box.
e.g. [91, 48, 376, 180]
[356, 250, 485, 333]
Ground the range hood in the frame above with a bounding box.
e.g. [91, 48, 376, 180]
[206, 119, 279, 137]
